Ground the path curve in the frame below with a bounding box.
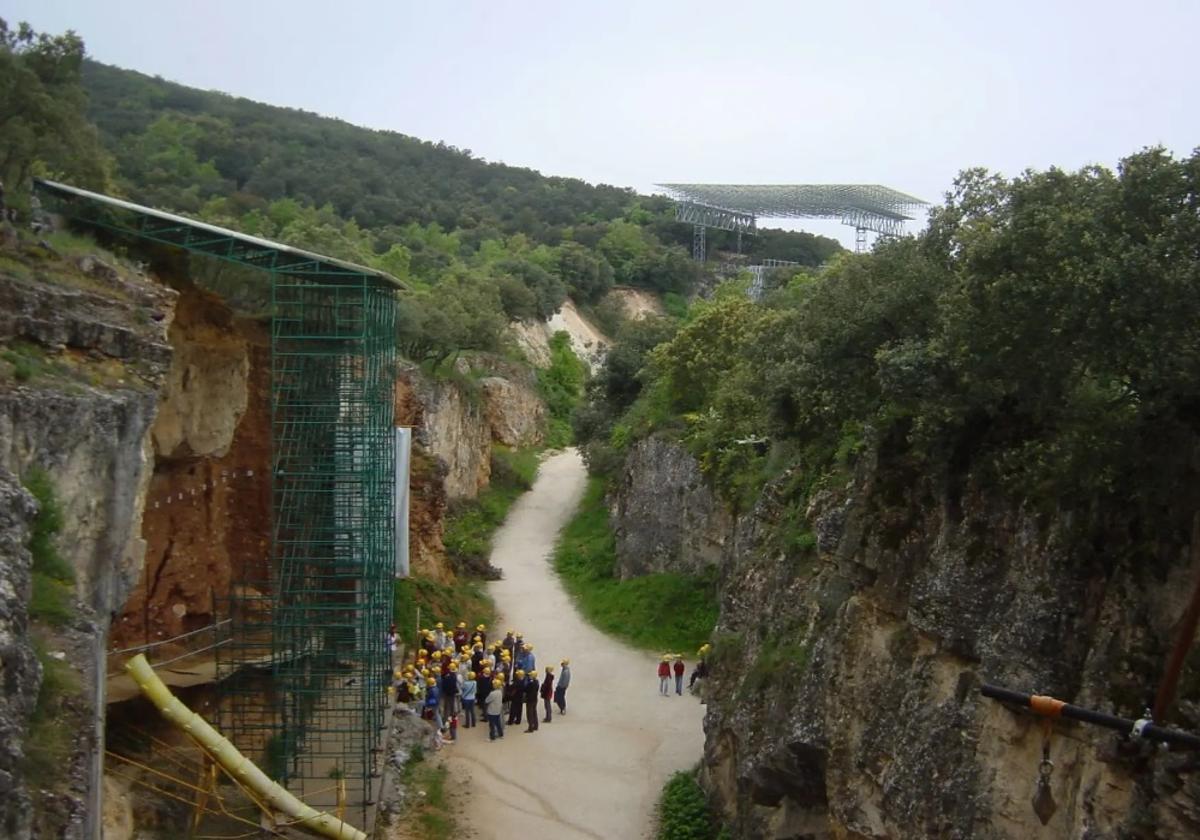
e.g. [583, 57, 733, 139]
[441, 448, 705, 839]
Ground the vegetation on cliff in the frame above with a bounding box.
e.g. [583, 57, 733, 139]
[552, 478, 718, 651]
[579, 149, 1200, 563]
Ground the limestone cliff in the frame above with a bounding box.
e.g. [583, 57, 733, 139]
[611, 435, 731, 579]
[0, 239, 176, 840]
[394, 356, 547, 579]
[700, 449, 1200, 839]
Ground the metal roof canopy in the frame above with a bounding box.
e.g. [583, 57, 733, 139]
[33, 178, 405, 289]
[656, 183, 929, 241]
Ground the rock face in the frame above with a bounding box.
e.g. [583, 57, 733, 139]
[110, 286, 270, 651]
[0, 468, 39, 840]
[508, 300, 610, 373]
[396, 358, 546, 502]
[0, 242, 177, 840]
[702, 451, 1200, 839]
[611, 435, 732, 578]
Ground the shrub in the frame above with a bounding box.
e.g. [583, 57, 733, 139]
[657, 770, 719, 840]
[24, 468, 74, 625]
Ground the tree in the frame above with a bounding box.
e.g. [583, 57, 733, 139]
[556, 241, 614, 304]
[0, 19, 109, 200]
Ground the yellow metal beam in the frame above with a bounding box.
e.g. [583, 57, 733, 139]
[124, 654, 367, 840]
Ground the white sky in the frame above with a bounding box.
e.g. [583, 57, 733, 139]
[8, 0, 1199, 245]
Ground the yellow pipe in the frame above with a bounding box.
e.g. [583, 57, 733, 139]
[124, 654, 367, 840]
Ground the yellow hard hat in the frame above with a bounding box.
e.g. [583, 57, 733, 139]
[545, 666, 554, 673]
[493, 679, 504, 689]
[515, 669, 525, 677]
[523, 643, 532, 650]
[662, 655, 671, 661]
[420, 628, 429, 635]
[426, 677, 436, 686]
[435, 622, 444, 629]
[386, 686, 394, 694]
[561, 659, 570, 666]
[458, 622, 467, 629]
[468, 671, 476, 679]
[432, 651, 442, 659]
[675, 654, 683, 660]
[477, 624, 486, 631]
[393, 669, 403, 679]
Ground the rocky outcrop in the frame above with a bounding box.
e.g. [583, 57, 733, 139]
[396, 363, 491, 501]
[611, 435, 732, 578]
[509, 300, 610, 373]
[110, 285, 270, 651]
[702, 450, 1200, 839]
[0, 468, 39, 840]
[0, 241, 178, 840]
[396, 358, 546, 502]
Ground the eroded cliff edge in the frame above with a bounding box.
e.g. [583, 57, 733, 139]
[611, 433, 1200, 838]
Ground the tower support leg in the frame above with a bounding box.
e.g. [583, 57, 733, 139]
[693, 224, 706, 262]
[855, 227, 868, 253]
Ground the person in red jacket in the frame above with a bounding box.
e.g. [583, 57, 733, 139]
[673, 655, 686, 695]
[658, 656, 671, 695]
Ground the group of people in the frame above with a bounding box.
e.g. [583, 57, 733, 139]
[388, 622, 571, 743]
[657, 643, 711, 696]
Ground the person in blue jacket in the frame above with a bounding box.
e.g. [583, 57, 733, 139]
[423, 676, 441, 731]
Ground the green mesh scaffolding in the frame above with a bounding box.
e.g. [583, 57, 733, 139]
[218, 272, 396, 823]
[32, 180, 400, 827]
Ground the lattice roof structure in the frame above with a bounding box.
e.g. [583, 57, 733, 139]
[656, 183, 929, 239]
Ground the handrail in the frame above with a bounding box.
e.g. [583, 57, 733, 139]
[109, 619, 232, 657]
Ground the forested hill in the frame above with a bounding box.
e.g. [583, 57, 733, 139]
[80, 59, 839, 264]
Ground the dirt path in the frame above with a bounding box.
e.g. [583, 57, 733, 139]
[441, 448, 705, 840]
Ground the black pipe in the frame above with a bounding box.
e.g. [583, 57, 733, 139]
[981, 684, 1200, 750]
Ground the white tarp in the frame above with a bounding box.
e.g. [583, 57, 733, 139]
[394, 427, 412, 577]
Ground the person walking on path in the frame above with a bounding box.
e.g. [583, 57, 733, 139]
[461, 670, 478, 728]
[486, 678, 505, 740]
[540, 666, 555, 723]
[523, 671, 541, 732]
[554, 659, 570, 714]
[658, 656, 671, 695]
[673, 655, 685, 696]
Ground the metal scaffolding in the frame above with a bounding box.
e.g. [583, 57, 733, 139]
[656, 182, 929, 255]
[34, 179, 401, 828]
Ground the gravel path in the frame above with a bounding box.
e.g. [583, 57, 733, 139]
[441, 448, 705, 839]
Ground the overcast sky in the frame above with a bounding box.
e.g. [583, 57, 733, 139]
[9, 0, 1199, 244]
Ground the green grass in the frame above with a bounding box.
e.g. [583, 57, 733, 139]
[443, 446, 538, 571]
[553, 478, 718, 652]
[22, 641, 80, 788]
[657, 769, 721, 840]
[397, 755, 455, 840]
[24, 469, 74, 625]
[393, 576, 497, 644]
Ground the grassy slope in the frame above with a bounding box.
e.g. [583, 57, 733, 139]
[553, 478, 717, 653]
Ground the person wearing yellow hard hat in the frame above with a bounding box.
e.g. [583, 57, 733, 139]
[460, 670, 478, 729]
[502, 629, 517, 658]
[475, 623, 488, 647]
[485, 677, 505, 740]
[540, 665, 556, 724]
[555, 659, 571, 714]
[506, 670, 526, 727]
[658, 656, 672, 696]
[673, 654, 686, 696]
[522, 668, 541, 733]
[424, 675, 442, 730]
[452, 622, 469, 650]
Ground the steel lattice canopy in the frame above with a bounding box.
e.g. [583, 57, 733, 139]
[33, 178, 406, 289]
[656, 183, 929, 236]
